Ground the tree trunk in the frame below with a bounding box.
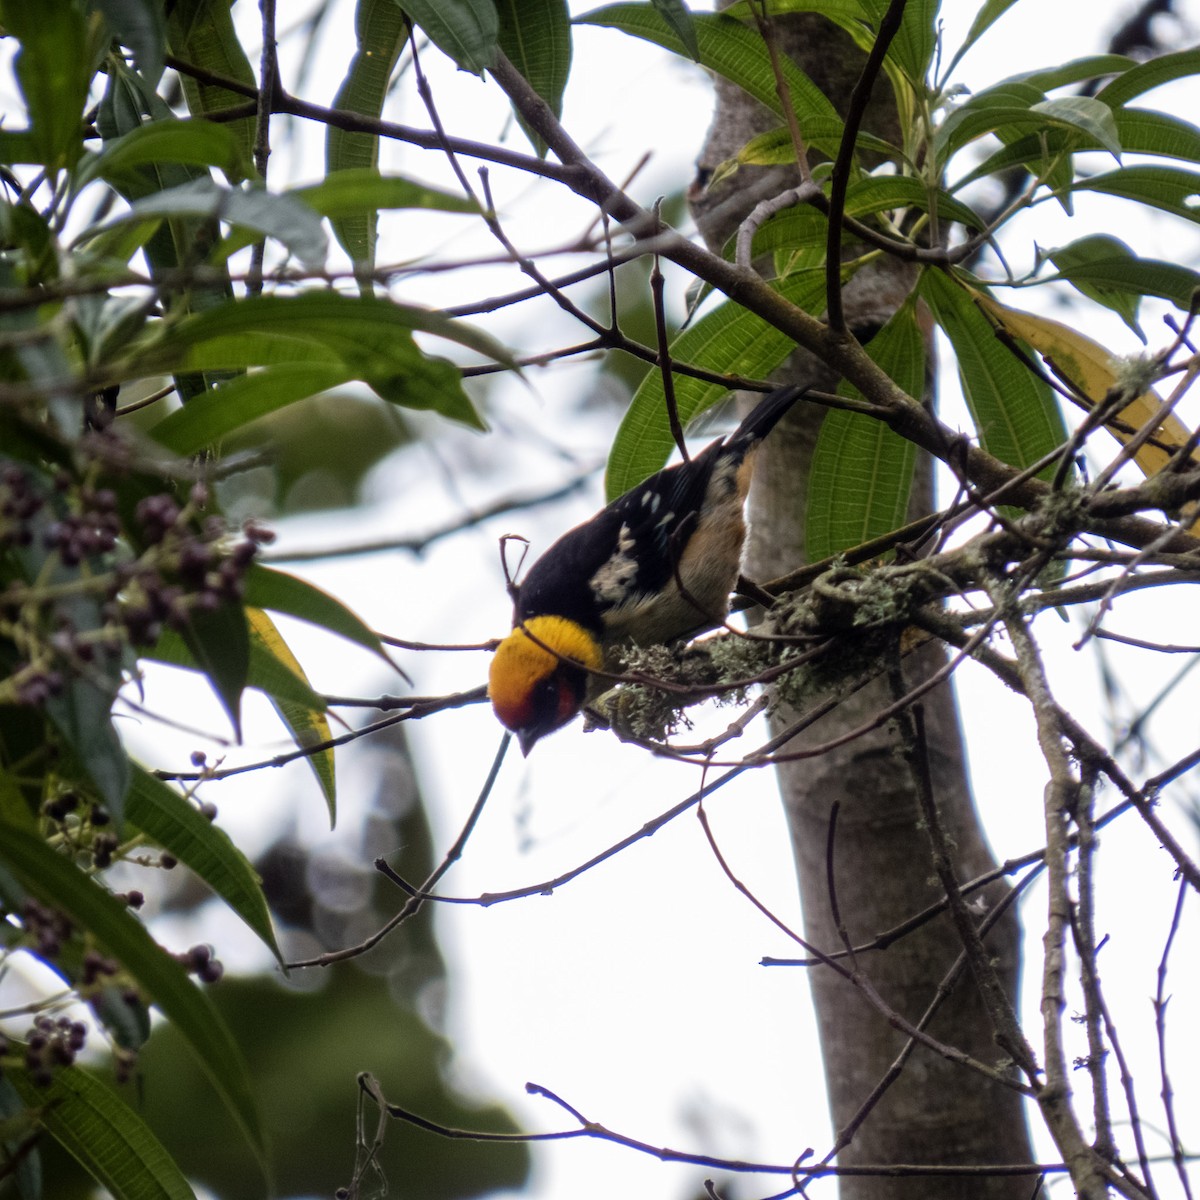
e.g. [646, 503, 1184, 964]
[690, 16, 1035, 1198]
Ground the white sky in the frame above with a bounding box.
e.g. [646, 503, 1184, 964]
[106, 2, 1200, 1199]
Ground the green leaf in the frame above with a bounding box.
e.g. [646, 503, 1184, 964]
[956, 108, 1200, 190]
[1074, 164, 1200, 225]
[165, 0, 256, 182]
[1013, 54, 1132, 94]
[95, 0, 168, 84]
[135, 293, 493, 433]
[846, 174, 986, 229]
[402, 0, 500, 74]
[45, 680, 130, 822]
[1044, 235, 1143, 337]
[935, 81, 1049, 161]
[7, 1061, 197, 1200]
[807, 301, 923, 560]
[1032, 96, 1121, 159]
[9, 478, 132, 820]
[648, 0, 699, 61]
[0, 1075, 41, 1200]
[732, 119, 899, 170]
[496, 0, 573, 154]
[606, 272, 828, 498]
[136, 291, 509, 384]
[181, 600, 250, 740]
[1045, 237, 1200, 321]
[723, 0, 872, 19]
[326, 0, 410, 268]
[149, 364, 354, 454]
[125, 765, 284, 961]
[921, 269, 1068, 478]
[292, 168, 478, 220]
[1095, 47, 1200, 109]
[944, 0, 1019, 77]
[242, 563, 388, 661]
[147, 617, 337, 824]
[886, 0, 939, 87]
[578, 5, 839, 126]
[79, 119, 255, 192]
[151, 625, 326, 713]
[0, 0, 91, 172]
[79, 177, 328, 270]
[0, 821, 268, 1173]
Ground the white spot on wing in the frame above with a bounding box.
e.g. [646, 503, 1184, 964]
[590, 524, 638, 604]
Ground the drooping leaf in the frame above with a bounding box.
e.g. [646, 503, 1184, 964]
[0, 821, 268, 1174]
[1044, 237, 1200, 329]
[0, 0, 91, 173]
[972, 290, 1199, 488]
[164, 0, 256, 181]
[292, 168, 479, 221]
[648, 0, 699, 61]
[1032, 96, 1122, 159]
[325, 0, 410, 268]
[1044, 235, 1144, 337]
[7, 1061, 197, 1200]
[807, 301, 923, 560]
[607, 272, 829, 497]
[79, 119, 256, 192]
[577, 5, 839, 127]
[242, 564, 388, 661]
[95, 0, 168, 84]
[181, 598, 250, 740]
[496, 0, 572, 154]
[246, 610, 337, 825]
[401, 0, 500, 74]
[920, 270, 1069, 480]
[126, 765, 284, 962]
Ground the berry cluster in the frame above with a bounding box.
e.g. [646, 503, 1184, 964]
[108, 485, 272, 649]
[42, 482, 121, 565]
[176, 943, 225, 985]
[19, 897, 74, 959]
[2, 461, 275, 706]
[21, 1014, 88, 1088]
[0, 464, 43, 548]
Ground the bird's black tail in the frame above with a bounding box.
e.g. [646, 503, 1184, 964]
[726, 385, 806, 451]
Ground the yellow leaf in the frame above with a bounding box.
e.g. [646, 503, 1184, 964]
[247, 608, 337, 826]
[971, 291, 1194, 479]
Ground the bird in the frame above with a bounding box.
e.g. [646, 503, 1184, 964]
[488, 385, 804, 755]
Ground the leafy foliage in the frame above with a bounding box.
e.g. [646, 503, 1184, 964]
[3, 0, 1200, 1197]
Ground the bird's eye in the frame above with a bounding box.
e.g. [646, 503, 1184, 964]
[526, 664, 587, 741]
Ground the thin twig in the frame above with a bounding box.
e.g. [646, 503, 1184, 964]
[288, 731, 511, 969]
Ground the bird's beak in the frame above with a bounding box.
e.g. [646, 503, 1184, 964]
[518, 727, 541, 757]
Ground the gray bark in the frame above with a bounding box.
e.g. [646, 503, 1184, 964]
[690, 16, 1035, 1198]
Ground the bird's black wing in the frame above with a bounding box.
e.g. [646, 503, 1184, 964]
[514, 445, 722, 631]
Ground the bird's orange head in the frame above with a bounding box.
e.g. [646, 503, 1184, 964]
[488, 616, 604, 755]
